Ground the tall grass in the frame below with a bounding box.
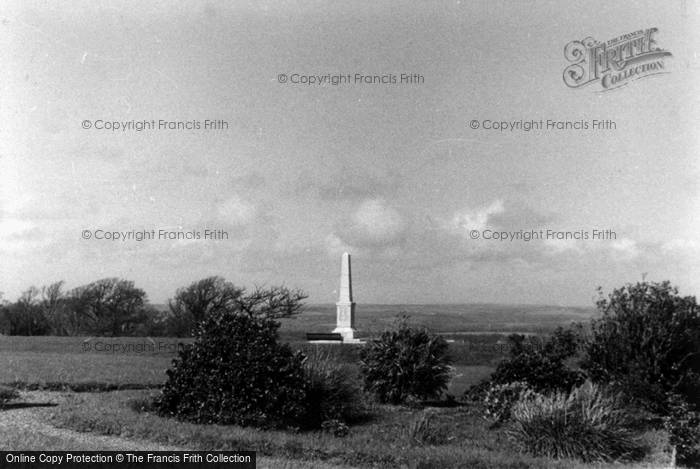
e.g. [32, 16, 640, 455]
[406, 410, 449, 447]
[301, 348, 363, 427]
[509, 383, 648, 462]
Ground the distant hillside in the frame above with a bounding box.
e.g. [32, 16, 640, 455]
[277, 303, 600, 340]
[151, 304, 169, 313]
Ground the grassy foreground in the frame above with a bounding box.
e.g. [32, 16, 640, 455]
[42, 390, 671, 469]
[0, 324, 674, 468]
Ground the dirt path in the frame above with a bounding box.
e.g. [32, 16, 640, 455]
[0, 391, 183, 451]
[0, 391, 353, 469]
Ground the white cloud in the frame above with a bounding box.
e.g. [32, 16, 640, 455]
[353, 199, 404, 242]
[451, 199, 504, 234]
[611, 237, 639, 258]
[216, 195, 256, 225]
[325, 233, 354, 256]
[662, 238, 700, 253]
[0, 218, 34, 239]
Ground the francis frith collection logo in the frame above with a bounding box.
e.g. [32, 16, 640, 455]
[563, 28, 672, 91]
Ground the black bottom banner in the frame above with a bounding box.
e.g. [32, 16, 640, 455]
[1, 452, 256, 469]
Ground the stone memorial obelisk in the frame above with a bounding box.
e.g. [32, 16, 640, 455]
[333, 252, 357, 342]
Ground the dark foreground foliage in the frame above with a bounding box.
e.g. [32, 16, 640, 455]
[463, 327, 584, 407]
[580, 281, 700, 415]
[359, 314, 453, 404]
[155, 311, 307, 429]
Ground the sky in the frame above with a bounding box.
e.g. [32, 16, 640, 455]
[1, 0, 699, 307]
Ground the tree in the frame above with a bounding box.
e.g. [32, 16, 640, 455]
[40, 281, 74, 335]
[0, 286, 50, 335]
[580, 281, 700, 414]
[68, 278, 151, 336]
[166, 277, 307, 337]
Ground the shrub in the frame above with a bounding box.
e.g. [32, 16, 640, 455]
[483, 381, 534, 422]
[488, 327, 585, 395]
[666, 396, 700, 467]
[301, 348, 362, 427]
[359, 314, 453, 404]
[509, 383, 647, 462]
[462, 380, 492, 404]
[155, 311, 307, 429]
[0, 385, 19, 404]
[580, 281, 700, 415]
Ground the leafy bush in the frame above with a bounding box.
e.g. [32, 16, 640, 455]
[580, 281, 700, 415]
[487, 327, 584, 394]
[0, 385, 19, 404]
[509, 383, 647, 462]
[666, 396, 700, 467]
[155, 311, 307, 429]
[483, 381, 534, 422]
[301, 348, 362, 427]
[461, 380, 492, 404]
[359, 315, 453, 404]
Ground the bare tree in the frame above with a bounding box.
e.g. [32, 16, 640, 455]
[234, 285, 308, 320]
[1, 286, 49, 335]
[40, 281, 71, 335]
[168, 276, 244, 324]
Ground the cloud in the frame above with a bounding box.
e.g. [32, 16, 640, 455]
[610, 237, 639, 258]
[662, 239, 700, 254]
[332, 199, 405, 251]
[354, 199, 403, 240]
[451, 199, 504, 234]
[0, 219, 41, 251]
[300, 166, 398, 201]
[325, 233, 353, 256]
[216, 195, 256, 225]
[490, 201, 556, 230]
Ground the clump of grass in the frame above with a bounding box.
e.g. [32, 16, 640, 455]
[406, 411, 449, 447]
[0, 385, 20, 404]
[301, 348, 363, 427]
[509, 383, 648, 462]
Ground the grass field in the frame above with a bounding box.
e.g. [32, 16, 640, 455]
[0, 335, 497, 398]
[4, 302, 575, 388]
[0, 336, 187, 388]
[42, 389, 670, 469]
